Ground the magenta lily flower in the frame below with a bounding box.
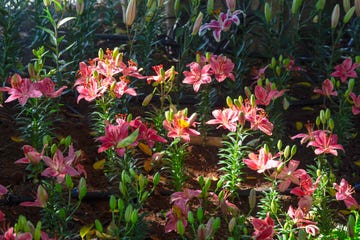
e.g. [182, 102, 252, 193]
[20, 185, 48, 208]
[290, 173, 321, 211]
[330, 58, 359, 83]
[206, 108, 239, 132]
[243, 147, 280, 173]
[129, 117, 167, 148]
[0, 74, 42, 106]
[313, 79, 337, 97]
[182, 62, 212, 92]
[307, 130, 344, 156]
[15, 145, 45, 165]
[350, 92, 360, 115]
[333, 178, 359, 209]
[251, 212, 275, 240]
[75, 76, 104, 103]
[287, 205, 319, 236]
[41, 146, 80, 183]
[275, 160, 306, 192]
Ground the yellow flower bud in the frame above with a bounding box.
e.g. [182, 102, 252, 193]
[331, 4, 340, 29]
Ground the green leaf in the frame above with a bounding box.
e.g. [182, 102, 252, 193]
[57, 17, 76, 28]
[80, 224, 93, 239]
[116, 128, 139, 148]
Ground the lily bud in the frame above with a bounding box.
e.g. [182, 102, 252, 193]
[28, 63, 35, 79]
[228, 217, 236, 233]
[315, 0, 326, 11]
[124, 204, 133, 223]
[291, 0, 303, 14]
[188, 113, 198, 125]
[76, 0, 84, 15]
[238, 111, 246, 126]
[192, 12, 204, 35]
[125, 0, 137, 26]
[355, 0, 360, 17]
[331, 4, 340, 29]
[348, 78, 355, 92]
[226, 96, 233, 108]
[291, 145, 297, 157]
[277, 140, 283, 151]
[226, 0, 236, 11]
[343, 6, 355, 24]
[284, 145, 290, 158]
[264, 2, 272, 24]
[142, 93, 153, 106]
[98, 48, 104, 60]
[43, 0, 51, 7]
[248, 188, 256, 209]
[328, 118, 334, 131]
[325, 108, 331, 120]
[343, 0, 350, 13]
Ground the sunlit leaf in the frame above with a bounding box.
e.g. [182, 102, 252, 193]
[80, 224, 93, 239]
[295, 121, 303, 130]
[295, 81, 312, 87]
[301, 106, 314, 111]
[11, 136, 24, 142]
[339, 209, 351, 215]
[138, 142, 152, 156]
[93, 159, 106, 170]
[117, 128, 139, 148]
[354, 161, 360, 167]
[144, 157, 152, 172]
[57, 17, 76, 28]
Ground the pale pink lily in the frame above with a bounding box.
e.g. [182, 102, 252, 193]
[275, 160, 306, 192]
[307, 130, 344, 156]
[20, 185, 48, 208]
[206, 108, 239, 132]
[243, 148, 280, 173]
[251, 212, 275, 240]
[330, 58, 359, 83]
[313, 79, 337, 97]
[35, 78, 67, 98]
[182, 62, 212, 92]
[15, 145, 44, 165]
[41, 145, 80, 183]
[0, 74, 42, 106]
[163, 110, 200, 142]
[333, 178, 359, 209]
[209, 54, 235, 82]
[350, 92, 360, 115]
[287, 205, 319, 236]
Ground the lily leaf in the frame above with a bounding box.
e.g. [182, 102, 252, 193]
[116, 128, 139, 148]
[57, 17, 76, 28]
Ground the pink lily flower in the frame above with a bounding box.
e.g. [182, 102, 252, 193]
[209, 54, 235, 82]
[290, 173, 321, 211]
[129, 117, 167, 148]
[254, 83, 286, 106]
[313, 79, 337, 97]
[251, 212, 275, 240]
[146, 64, 177, 84]
[206, 108, 239, 132]
[20, 185, 48, 208]
[291, 122, 323, 145]
[41, 146, 80, 183]
[287, 205, 319, 236]
[350, 92, 360, 115]
[0, 74, 42, 106]
[275, 160, 306, 192]
[170, 188, 201, 211]
[35, 78, 67, 98]
[246, 108, 274, 136]
[15, 145, 44, 165]
[330, 58, 359, 83]
[333, 178, 359, 209]
[182, 62, 212, 92]
[165, 205, 188, 233]
[307, 130, 344, 156]
[243, 147, 280, 173]
[112, 79, 137, 98]
[252, 65, 268, 81]
[163, 110, 200, 142]
[75, 76, 105, 103]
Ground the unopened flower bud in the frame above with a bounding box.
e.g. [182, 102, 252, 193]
[313, 15, 319, 23]
[284, 145, 290, 158]
[188, 113, 198, 125]
[276, 162, 285, 174]
[109, 195, 117, 211]
[264, 2, 272, 24]
[343, 6, 355, 24]
[291, 145, 297, 157]
[270, 57, 276, 69]
[28, 63, 35, 78]
[325, 108, 331, 120]
[124, 204, 133, 223]
[250, 94, 256, 107]
[315, 116, 321, 127]
[315, 0, 326, 11]
[343, 0, 350, 13]
[131, 209, 138, 224]
[43, 0, 51, 7]
[244, 86, 252, 98]
[228, 217, 236, 233]
[316, 169, 321, 177]
[331, 4, 340, 29]
[192, 12, 204, 35]
[275, 66, 281, 76]
[348, 78, 355, 92]
[347, 214, 355, 237]
[328, 118, 334, 131]
[226, 96, 233, 108]
[125, 0, 137, 26]
[291, 0, 303, 14]
[226, 0, 236, 11]
[142, 93, 153, 106]
[283, 97, 290, 110]
[263, 144, 269, 154]
[98, 48, 104, 60]
[277, 140, 283, 151]
[355, 0, 360, 17]
[248, 188, 256, 209]
[238, 111, 246, 126]
[270, 200, 277, 214]
[76, 0, 84, 15]
[197, 225, 206, 240]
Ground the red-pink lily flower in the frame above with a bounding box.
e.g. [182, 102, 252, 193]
[163, 110, 200, 142]
[275, 160, 306, 192]
[112, 79, 137, 98]
[333, 178, 359, 209]
[287, 205, 319, 236]
[291, 173, 321, 211]
[0, 74, 42, 106]
[209, 54, 235, 82]
[243, 148, 280, 173]
[182, 62, 212, 92]
[254, 83, 286, 106]
[15, 145, 44, 165]
[350, 92, 360, 115]
[307, 130, 344, 156]
[97, 120, 134, 157]
[313, 79, 338, 97]
[330, 58, 359, 83]
[246, 108, 274, 136]
[165, 205, 188, 233]
[170, 188, 201, 213]
[35, 78, 67, 98]
[129, 117, 167, 148]
[41, 146, 80, 183]
[206, 108, 239, 132]
[291, 122, 323, 145]
[20, 185, 48, 208]
[146, 64, 177, 84]
[251, 212, 275, 240]
[75, 76, 104, 103]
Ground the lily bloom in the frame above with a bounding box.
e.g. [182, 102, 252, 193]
[307, 130, 344, 156]
[165, 205, 188, 233]
[182, 62, 212, 92]
[350, 92, 360, 115]
[75, 76, 105, 103]
[275, 160, 306, 192]
[287, 205, 319, 236]
[146, 64, 177, 84]
[163, 109, 200, 142]
[246, 108, 274, 136]
[15, 145, 44, 165]
[170, 188, 201, 213]
[112, 79, 137, 98]
[290, 173, 321, 211]
[206, 108, 239, 132]
[330, 58, 359, 83]
[35, 78, 67, 98]
[129, 117, 167, 148]
[291, 122, 323, 145]
[243, 147, 280, 173]
[0, 74, 42, 106]
[251, 212, 275, 240]
[254, 83, 286, 106]
[333, 178, 359, 209]
[41, 146, 80, 183]
[20, 185, 48, 208]
[313, 79, 337, 97]
[209, 54, 235, 82]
